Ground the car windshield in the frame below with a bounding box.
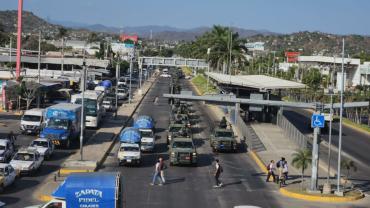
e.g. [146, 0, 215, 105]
[46, 118, 69, 130]
[121, 146, 139, 151]
[14, 153, 34, 161]
[140, 131, 153, 137]
[169, 126, 182, 132]
[31, 141, 48, 148]
[0, 168, 5, 175]
[215, 131, 233, 137]
[0, 145, 5, 150]
[172, 141, 193, 149]
[22, 115, 41, 122]
[141, 142, 153, 146]
[75, 99, 97, 117]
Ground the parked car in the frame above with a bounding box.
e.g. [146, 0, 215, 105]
[29, 138, 55, 160]
[0, 163, 17, 192]
[0, 139, 14, 163]
[10, 147, 44, 175]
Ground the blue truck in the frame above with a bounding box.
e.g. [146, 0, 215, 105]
[40, 103, 82, 148]
[133, 116, 155, 152]
[26, 172, 124, 208]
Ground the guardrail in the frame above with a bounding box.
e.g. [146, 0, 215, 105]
[235, 114, 266, 152]
[276, 110, 311, 149]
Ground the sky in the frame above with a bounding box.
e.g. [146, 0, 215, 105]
[1, 0, 370, 35]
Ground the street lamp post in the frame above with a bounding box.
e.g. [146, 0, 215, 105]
[115, 61, 119, 119]
[37, 31, 41, 108]
[335, 38, 345, 196]
[206, 48, 211, 93]
[79, 48, 86, 161]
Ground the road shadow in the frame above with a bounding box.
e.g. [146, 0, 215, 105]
[165, 177, 186, 184]
[193, 138, 205, 148]
[192, 126, 205, 134]
[0, 196, 19, 206]
[154, 143, 169, 154]
[155, 128, 167, 134]
[3, 178, 40, 194]
[222, 180, 243, 187]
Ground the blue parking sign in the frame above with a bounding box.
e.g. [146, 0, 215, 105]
[311, 114, 325, 128]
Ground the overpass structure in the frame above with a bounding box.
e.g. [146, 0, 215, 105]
[138, 56, 208, 68]
[0, 54, 110, 68]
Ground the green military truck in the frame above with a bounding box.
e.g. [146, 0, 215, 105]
[210, 127, 238, 152]
[167, 123, 192, 144]
[169, 137, 197, 166]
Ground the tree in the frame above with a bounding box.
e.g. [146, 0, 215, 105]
[87, 32, 99, 43]
[302, 68, 322, 90]
[57, 27, 68, 39]
[291, 149, 312, 189]
[340, 159, 357, 191]
[21, 81, 40, 110]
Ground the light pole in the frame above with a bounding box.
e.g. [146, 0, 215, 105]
[115, 60, 119, 119]
[129, 56, 133, 104]
[37, 31, 41, 108]
[335, 38, 345, 196]
[206, 48, 211, 93]
[9, 36, 12, 67]
[16, 0, 23, 81]
[79, 47, 86, 161]
[61, 37, 64, 75]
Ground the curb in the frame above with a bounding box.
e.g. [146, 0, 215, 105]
[249, 151, 268, 174]
[59, 168, 94, 176]
[280, 187, 364, 203]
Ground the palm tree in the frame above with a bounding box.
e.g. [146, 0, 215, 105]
[291, 149, 312, 189]
[340, 159, 357, 191]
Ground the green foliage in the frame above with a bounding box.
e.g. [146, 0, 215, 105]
[87, 32, 100, 43]
[191, 74, 218, 95]
[159, 48, 174, 57]
[57, 27, 68, 38]
[340, 159, 357, 190]
[291, 149, 312, 188]
[302, 68, 322, 90]
[175, 25, 247, 73]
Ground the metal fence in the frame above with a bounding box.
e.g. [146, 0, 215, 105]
[235, 114, 266, 152]
[276, 111, 311, 150]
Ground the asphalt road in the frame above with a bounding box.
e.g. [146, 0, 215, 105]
[283, 109, 370, 192]
[100, 77, 342, 208]
[0, 83, 139, 207]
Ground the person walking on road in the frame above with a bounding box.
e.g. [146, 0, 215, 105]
[214, 159, 223, 187]
[159, 157, 167, 184]
[276, 157, 288, 184]
[150, 158, 163, 186]
[266, 160, 276, 182]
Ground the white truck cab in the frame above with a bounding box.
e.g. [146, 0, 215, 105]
[30, 138, 55, 160]
[0, 163, 17, 192]
[25, 198, 66, 208]
[20, 108, 44, 135]
[10, 147, 44, 175]
[117, 143, 141, 166]
[0, 139, 14, 163]
[139, 129, 155, 152]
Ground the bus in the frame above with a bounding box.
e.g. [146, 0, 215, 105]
[71, 90, 105, 128]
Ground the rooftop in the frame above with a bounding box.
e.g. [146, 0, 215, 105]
[206, 72, 306, 90]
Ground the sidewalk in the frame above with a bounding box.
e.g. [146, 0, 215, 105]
[33, 76, 157, 202]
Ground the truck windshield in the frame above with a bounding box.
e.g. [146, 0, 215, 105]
[215, 131, 233, 137]
[22, 115, 41, 122]
[172, 141, 193, 149]
[121, 146, 139, 151]
[75, 99, 97, 117]
[0, 145, 5, 150]
[169, 126, 182, 132]
[14, 153, 34, 161]
[140, 131, 153, 137]
[0, 168, 5, 176]
[46, 118, 69, 130]
[31, 141, 48, 148]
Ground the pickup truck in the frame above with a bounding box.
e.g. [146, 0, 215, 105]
[117, 143, 141, 166]
[20, 108, 44, 135]
[30, 138, 55, 160]
[0, 163, 17, 192]
[0, 139, 14, 163]
[10, 147, 44, 175]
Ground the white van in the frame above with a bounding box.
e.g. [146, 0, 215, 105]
[20, 108, 45, 135]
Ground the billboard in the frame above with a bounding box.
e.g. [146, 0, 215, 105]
[285, 52, 300, 63]
[119, 34, 138, 44]
[246, 42, 265, 51]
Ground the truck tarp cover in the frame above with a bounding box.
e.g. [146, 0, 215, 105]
[100, 80, 112, 88]
[133, 116, 154, 129]
[52, 172, 119, 208]
[45, 104, 81, 120]
[119, 127, 141, 143]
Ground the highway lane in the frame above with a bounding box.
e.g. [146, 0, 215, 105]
[283, 108, 370, 192]
[101, 77, 286, 208]
[0, 84, 139, 207]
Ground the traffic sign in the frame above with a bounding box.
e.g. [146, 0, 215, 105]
[311, 114, 325, 128]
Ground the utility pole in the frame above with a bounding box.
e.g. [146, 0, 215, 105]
[80, 47, 86, 161]
[115, 60, 119, 119]
[37, 31, 41, 108]
[206, 48, 211, 93]
[9, 36, 12, 68]
[273, 51, 276, 76]
[335, 38, 345, 196]
[61, 37, 64, 75]
[129, 56, 133, 104]
[16, 0, 23, 81]
[310, 103, 322, 192]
